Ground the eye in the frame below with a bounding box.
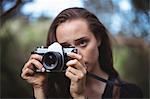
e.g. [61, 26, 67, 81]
[79, 39, 88, 47]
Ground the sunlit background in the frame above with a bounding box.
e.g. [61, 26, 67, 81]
[1, 0, 150, 98]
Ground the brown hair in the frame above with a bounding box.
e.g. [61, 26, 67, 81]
[46, 7, 118, 98]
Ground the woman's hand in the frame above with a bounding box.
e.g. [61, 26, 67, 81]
[21, 54, 46, 99]
[65, 52, 87, 99]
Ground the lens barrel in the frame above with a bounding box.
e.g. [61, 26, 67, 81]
[42, 52, 63, 71]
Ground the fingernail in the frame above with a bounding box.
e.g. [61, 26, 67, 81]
[66, 60, 72, 66]
[41, 67, 45, 72]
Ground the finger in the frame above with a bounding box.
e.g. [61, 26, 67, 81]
[22, 61, 34, 72]
[68, 53, 87, 69]
[22, 59, 44, 72]
[21, 68, 34, 80]
[67, 52, 82, 60]
[29, 54, 42, 61]
[67, 67, 84, 80]
[66, 59, 86, 74]
[30, 59, 44, 70]
[65, 69, 78, 82]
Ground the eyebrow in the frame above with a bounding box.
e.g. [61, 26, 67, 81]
[74, 37, 88, 42]
[59, 36, 89, 46]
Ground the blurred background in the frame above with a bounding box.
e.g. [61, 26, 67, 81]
[0, 0, 149, 98]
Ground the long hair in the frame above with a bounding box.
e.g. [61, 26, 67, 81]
[46, 7, 118, 98]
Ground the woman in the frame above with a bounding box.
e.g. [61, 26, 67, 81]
[21, 7, 143, 99]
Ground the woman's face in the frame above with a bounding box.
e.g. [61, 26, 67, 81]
[56, 19, 101, 72]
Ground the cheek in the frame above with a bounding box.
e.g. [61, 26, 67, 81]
[82, 44, 99, 65]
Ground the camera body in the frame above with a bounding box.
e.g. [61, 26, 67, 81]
[33, 42, 77, 72]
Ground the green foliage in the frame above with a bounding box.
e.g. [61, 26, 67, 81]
[113, 47, 129, 77]
[113, 45, 149, 98]
[0, 18, 50, 98]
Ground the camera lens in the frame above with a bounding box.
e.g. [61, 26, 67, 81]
[42, 52, 63, 71]
[45, 54, 56, 65]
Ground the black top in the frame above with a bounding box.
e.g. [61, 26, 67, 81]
[102, 76, 143, 98]
[37, 73, 143, 98]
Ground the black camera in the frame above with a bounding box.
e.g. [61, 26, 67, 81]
[33, 42, 77, 72]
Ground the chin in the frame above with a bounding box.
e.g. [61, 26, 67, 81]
[86, 63, 97, 73]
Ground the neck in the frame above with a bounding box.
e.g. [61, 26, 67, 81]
[87, 62, 108, 85]
[85, 63, 109, 98]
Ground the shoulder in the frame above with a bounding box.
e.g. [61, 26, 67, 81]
[120, 82, 143, 98]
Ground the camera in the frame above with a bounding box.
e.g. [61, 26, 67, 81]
[32, 42, 77, 72]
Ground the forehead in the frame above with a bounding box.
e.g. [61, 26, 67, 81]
[56, 19, 93, 43]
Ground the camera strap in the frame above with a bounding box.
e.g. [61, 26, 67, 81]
[87, 72, 121, 86]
